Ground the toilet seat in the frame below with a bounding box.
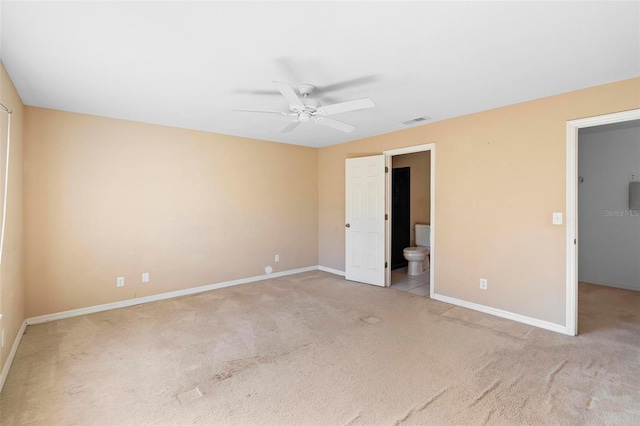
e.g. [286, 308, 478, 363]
[403, 246, 430, 255]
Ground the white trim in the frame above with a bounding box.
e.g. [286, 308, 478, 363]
[431, 293, 567, 335]
[26, 266, 318, 325]
[0, 320, 27, 393]
[318, 266, 345, 276]
[383, 143, 435, 292]
[385, 155, 392, 286]
[566, 122, 578, 336]
[565, 109, 640, 336]
[383, 143, 434, 157]
[429, 145, 436, 299]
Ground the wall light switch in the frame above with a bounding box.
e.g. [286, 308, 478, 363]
[142, 272, 150, 283]
[553, 212, 563, 225]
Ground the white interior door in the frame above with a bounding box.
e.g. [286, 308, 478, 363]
[345, 155, 386, 286]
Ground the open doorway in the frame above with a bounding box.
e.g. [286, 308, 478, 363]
[384, 144, 435, 295]
[577, 119, 640, 335]
[391, 167, 410, 270]
[566, 109, 640, 336]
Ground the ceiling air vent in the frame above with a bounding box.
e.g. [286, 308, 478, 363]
[402, 116, 431, 126]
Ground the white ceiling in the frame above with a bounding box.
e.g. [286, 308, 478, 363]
[1, 1, 639, 148]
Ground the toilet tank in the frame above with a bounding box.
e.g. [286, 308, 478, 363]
[415, 224, 431, 247]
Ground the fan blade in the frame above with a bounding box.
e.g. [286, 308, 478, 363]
[234, 89, 279, 96]
[281, 121, 300, 133]
[233, 109, 288, 115]
[318, 98, 375, 116]
[318, 75, 380, 93]
[316, 117, 356, 133]
[273, 81, 305, 110]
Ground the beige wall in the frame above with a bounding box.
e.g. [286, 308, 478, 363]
[10, 76, 640, 327]
[318, 78, 640, 326]
[0, 62, 25, 375]
[24, 108, 318, 317]
[392, 151, 430, 246]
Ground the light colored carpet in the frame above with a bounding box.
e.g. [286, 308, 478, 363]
[1, 272, 638, 425]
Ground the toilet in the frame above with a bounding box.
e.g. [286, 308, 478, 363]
[403, 224, 430, 276]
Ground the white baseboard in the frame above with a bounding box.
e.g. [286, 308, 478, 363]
[431, 293, 569, 335]
[318, 266, 345, 276]
[26, 266, 319, 326]
[0, 320, 27, 393]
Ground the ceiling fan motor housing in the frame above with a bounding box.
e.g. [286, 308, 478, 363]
[301, 97, 320, 111]
[290, 97, 320, 114]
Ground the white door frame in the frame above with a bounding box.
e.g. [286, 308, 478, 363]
[383, 143, 435, 290]
[565, 108, 640, 336]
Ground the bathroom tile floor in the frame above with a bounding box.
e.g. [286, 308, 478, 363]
[390, 267, 430, 297]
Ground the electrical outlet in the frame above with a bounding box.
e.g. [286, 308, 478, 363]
[117, 277, 125, 287]
[275, 254, 279, 262]
[480, 278, 488, 290]
[552, 212, 563, 225]
[142, 272, 150, 283]
[631, 173, 638, 182]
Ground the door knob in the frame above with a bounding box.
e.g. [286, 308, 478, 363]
[345, 223, 351, 228]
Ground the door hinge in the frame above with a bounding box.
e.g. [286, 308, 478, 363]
[385, 166, 389, 173]
[574, 238, 577, 245]
[385, 214, 388, 220]
[385, 262, 388, 268]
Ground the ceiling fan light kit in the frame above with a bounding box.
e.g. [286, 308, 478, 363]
[235, 81, 375, 133]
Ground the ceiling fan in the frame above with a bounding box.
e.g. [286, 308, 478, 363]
[234, 81, 375, 133]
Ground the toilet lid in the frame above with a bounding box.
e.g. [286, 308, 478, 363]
[404, 246, 429, 254]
